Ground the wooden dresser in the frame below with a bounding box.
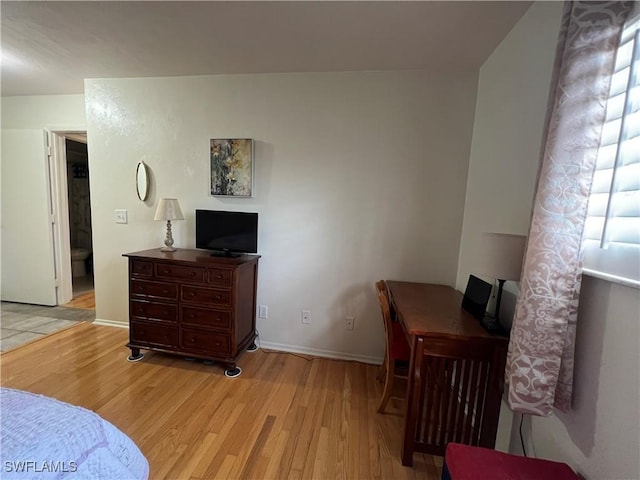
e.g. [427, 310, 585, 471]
[123, 248, 260, 377]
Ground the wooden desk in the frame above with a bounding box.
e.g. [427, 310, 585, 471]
[386, 281, 508, 466]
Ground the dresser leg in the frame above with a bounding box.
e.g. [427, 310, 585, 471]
[247, 342, 258, 352]
[127, 348, 144, 362]
[224, 364, 242, 378]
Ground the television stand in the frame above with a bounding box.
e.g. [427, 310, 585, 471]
[123, 248, 260, 376]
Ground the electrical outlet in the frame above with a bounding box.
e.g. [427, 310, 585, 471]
[302, 310, 311, 324]
[114, 209, 128, 224]
[259, 305, 268, 319]
[345, 316, 355, 330]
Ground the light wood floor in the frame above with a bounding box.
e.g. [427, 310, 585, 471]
[62, 290, 95, 309]
[0, 323, 442, 480]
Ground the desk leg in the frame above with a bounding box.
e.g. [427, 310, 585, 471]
[402, 335, 424, 466]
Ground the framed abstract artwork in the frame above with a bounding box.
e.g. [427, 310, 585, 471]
[210, 138, 254, 197]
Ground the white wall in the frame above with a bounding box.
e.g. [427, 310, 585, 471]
[84, 69, 478, 361]
[460, 2, 640, 479]
[455, 2, 561, 301]
[1, 94, 86, 129]
[531, 276, 639, 480]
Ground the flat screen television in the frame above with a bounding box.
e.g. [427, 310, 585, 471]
[195, 210, 258, 257]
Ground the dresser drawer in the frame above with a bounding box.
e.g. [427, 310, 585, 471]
[131, 321, 178, 347]
[131, 300, 177, 322]
[181, 286, 231, 306]
[181, 306, 231, 330]
[131, 259, 153, 277]
[156, 263, 205, 283]
[181, 329, 230, 356]
[207, 268, 233, 287]
[131, 279, 178, 300]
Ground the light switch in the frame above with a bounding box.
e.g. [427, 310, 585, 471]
[115, 209, 128, 224]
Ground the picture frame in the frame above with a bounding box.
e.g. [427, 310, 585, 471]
[210, 138, 254, 197]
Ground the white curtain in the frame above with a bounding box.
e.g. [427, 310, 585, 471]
[506, 1, 633, 416]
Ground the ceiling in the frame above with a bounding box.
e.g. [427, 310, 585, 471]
[1, 1, 531, 97]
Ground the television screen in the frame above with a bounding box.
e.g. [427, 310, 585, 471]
[195, 210, 258, 255]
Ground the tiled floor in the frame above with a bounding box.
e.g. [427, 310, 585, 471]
[0, 302, 95, 352]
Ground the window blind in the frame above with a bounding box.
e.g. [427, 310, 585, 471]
[583, 16, 640, 287]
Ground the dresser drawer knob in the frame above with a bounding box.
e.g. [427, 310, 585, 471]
[189, 292, 196, 297]
[215, 342, 221, 347]
[190, 313, 196, 319]
[190, 272, 196, 276]
[190, 338, 196, 343]
[162, 289, 168, 294]
[163, 269, 169, 274]
[163, 310, 169, 315]
[215, 295, 221, 300]
[138, 286, 145, 292]
[216, 274, 223, 279]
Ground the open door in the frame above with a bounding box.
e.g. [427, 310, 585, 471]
[1, 129, 57, 305]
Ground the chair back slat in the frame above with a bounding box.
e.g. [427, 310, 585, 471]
[414, 340, 506, 455]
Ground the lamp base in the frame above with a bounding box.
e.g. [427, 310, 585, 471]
[494, 278, 506, 324]
[161, 220, 176, 252]
[480, 314, 509, 336]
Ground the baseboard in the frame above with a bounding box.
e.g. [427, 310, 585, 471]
[258, 340, 382, 365]
[89, 322, 381, 364]
[93, 318, 129, 329]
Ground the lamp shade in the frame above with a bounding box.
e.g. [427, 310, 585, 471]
[475, 232, 526, 281]
[153, 198, 184, 221]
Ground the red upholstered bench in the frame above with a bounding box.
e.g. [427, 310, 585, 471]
[442, 443, 580, 480]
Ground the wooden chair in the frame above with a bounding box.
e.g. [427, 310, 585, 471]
[375, 280, 411, 413]
[409, 338, 507, 456]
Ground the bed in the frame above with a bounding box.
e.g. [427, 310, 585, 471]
[0, 388, 149, 479]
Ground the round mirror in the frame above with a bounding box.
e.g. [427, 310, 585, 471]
[136, 161, 149, 201]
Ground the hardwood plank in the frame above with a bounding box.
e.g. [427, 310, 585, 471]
[213, 454, 237, 480]
[178, 431, 218, 479]
[325, 360, 346, 479]
[0, 323, 442, 479]
[193, 399, 248, 479]
[263, 430, 290, 479]
[237, 415, 275, 479]
[311, 426, 330, 479]
[62, 290, 95, 309]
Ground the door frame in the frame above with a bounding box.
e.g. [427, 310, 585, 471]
[47, 129, 88, 305]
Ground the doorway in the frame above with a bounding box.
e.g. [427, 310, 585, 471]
[48, 131, 95, 310]
[64, 138, 94, 308]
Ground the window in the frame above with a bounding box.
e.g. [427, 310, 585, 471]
[584, 14, 640, 287]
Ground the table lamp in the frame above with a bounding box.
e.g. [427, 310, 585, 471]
[475, 232, 527, 324]
[154, 198, 184, 252]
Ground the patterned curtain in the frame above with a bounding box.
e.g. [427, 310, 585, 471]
[506, 1, 633, 416]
